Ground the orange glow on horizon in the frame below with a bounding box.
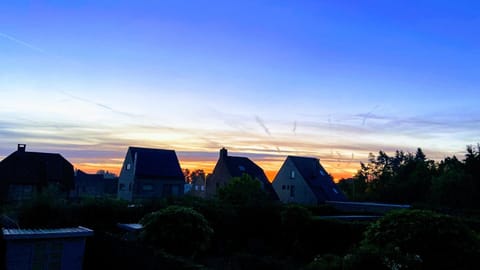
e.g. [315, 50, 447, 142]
[73, 158, 356, 183]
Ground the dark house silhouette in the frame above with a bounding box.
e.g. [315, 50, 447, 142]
[272, 156, 347, 205]
[0, 144, 74, 203]
[117, 146, 185, 201]
[70, 170, 118, 199]
[206, 148, 278, 199]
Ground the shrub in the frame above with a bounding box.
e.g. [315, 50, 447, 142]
[139, 206, 213, 257]
[362, 209, 480, 270]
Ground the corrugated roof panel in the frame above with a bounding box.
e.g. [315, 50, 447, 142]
[2, 226, 93, 240]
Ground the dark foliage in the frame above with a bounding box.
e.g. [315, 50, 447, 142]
[340, 144, 480, 209]
[139, 205, 213, 256]
[362, 209, 480, 270]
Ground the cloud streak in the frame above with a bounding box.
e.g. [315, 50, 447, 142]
[0, 32, 47, 54]
[61, 91, 141, 118]
[255, 115, 271, 136]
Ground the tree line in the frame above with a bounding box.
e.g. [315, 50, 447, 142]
[338, 144, 480, 209]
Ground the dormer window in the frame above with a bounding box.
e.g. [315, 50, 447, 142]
[126, 163, 131, 170]
[290, 170, 295, 179]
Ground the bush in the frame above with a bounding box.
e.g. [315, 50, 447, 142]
[217, 174, 268, 206]
[17, 185, 71, 228]
[362, 209, 480, 270]
[75, 197, 133, 230]
[140, 206, 213, 257]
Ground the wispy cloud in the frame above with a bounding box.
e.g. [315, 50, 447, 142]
[0, 32, 47, 54]
[61, 91, 141, 118]
[255, 115, 271, 136]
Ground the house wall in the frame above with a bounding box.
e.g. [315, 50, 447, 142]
[206, 160, 232, 197]
[132, 178, 184, 200]
[272, 159, 318, 205]
[117, 151, 135, 201]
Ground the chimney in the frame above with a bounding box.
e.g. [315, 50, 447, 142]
[220, 147, 228, 159]
[17, 144, 26, 153]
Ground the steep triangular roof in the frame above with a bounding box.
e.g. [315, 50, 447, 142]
[128, 147, 184, 179]
[223, 153, 278, 200]
[288, 156, 346, 202]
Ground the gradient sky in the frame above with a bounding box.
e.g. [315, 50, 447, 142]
[1, 0, 479, 180]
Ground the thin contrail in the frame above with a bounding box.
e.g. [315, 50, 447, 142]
[255, 115, 271, 136]
[0, 32, 47, 54]
[61, 91, 141, 118]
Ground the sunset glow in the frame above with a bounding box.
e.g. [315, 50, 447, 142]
[1, 1, 479, 181]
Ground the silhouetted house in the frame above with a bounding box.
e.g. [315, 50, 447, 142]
[70, 170, 118, 199]
[206, 148, 278, 199]
[272, 156, 346, 205]
[117, 147, 184, 201]
[0, 144, 74, 203]
[187, 171, 207, 198]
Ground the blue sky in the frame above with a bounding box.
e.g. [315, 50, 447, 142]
[1, 1, 479, 178]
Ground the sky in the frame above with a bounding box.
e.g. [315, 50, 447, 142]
[1, 0, 479, 180]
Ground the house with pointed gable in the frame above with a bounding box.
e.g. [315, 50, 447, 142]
[117, 147, 185, 201]
[272, 156, 346, 205]
[206, 148, 277, 200]
[0, 144, 74, 203]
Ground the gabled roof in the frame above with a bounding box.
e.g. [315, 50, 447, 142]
[288, 156, 346, 202]
[225, 156, 269, 183]
[0, 146, 74, 189]
[223, 153, 278, 200]
[128, 147, 184, 179]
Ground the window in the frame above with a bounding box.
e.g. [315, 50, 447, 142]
[126, 163, 131, 170]
[239, 165, 245, 171]
[201, 186, 205, 191]
[332, 187, 339, 194]
[282, 185, 285, 190]
[143, 184, 153, 191]
[8, 184, 35, 201]
[290, 170, 295, 179]
[195, 185, 199, 191]
[319, 169, 326, 176]
[128, 183, 132, 191]
[290, 185, 295, 197]
[119, 183, 125, 190]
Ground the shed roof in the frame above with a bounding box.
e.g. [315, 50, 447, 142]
[2, 226, 93, 240]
